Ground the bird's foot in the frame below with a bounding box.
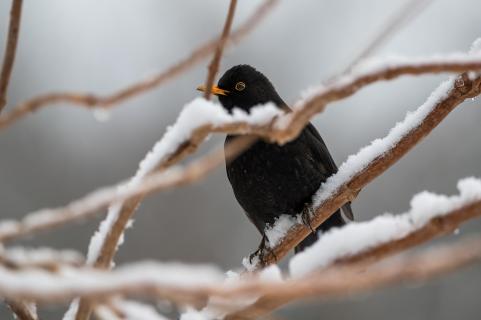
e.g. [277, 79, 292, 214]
[301, 202, 316, 234]
[249, 235, 276, 267]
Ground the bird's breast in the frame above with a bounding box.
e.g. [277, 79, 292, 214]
[225, 133, 325, 228]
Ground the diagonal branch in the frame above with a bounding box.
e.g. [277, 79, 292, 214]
[0, 0, 23, 113]
[248, 71, 481, 270]
[204, 0, 238, 99]
[5, 299, 38, 320]
[0, 0, 277, 131]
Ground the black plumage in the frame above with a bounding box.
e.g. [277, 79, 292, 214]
[200, 64, 353, 254]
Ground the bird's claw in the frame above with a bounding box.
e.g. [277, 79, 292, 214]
[249, 235, 276, 267]
[301, 202, 316, 234]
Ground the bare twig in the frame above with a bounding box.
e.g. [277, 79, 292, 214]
[0, 0, 278, 131]
[5, 299, 38, 320]
[0, 0, 23, 113]
[1, 56, 480, 243]
[204, 0, 238, 99]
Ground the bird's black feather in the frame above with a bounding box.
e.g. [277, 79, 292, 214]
[216, 65, 353, 253]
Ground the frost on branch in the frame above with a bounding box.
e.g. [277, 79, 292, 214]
[290, 177, 481, 277]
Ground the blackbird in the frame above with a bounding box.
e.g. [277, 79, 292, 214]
[198, 64, 353, 256]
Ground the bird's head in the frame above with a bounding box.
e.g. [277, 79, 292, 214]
[197, 64, 284, 113]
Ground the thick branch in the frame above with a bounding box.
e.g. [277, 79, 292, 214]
[0, 0, 23, 113]
[204, 0, 237, 99]
[0, 0, 277, 130]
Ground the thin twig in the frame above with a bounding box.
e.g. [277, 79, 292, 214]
[0, 0, 278, 131]
[204, 0, 238, 100]
[5, 299, 38, 320]
[0, 0, 23, 113]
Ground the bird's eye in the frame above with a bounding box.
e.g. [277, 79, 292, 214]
[235, 81, 246, 91]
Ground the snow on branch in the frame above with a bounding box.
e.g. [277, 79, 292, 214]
[0, 0, 278, 131]
[0, 246, 83, 270]
[247, 69, 481, 270]
[0, 261, 224, 303]
[0, 179, 481, 317]
[224, 234, 481, 320]
[290, 177, 481, 276]
[82, 100, 281, 274]
[0, 196, 480, 307]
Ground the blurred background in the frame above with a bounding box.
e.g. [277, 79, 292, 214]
[1, 0, 481, 318]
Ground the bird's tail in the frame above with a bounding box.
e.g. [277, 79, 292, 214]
[294, 209, 346, 254]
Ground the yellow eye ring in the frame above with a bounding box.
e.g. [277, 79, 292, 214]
[235, 81, 246, 91]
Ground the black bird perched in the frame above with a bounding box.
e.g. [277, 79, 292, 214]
[198, 65, 353, 256]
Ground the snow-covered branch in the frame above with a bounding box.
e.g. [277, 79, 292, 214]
[225, 234, 481, 320]
[247, 69, 481, 269]
[0, 246, 83, 270]
[0, 0, 278, 131]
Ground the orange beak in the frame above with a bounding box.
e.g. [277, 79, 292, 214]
[196, 85, 229, 96]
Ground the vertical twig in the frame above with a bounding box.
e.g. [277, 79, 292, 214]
[203, 0, 238, 99]
[0, 0, 23, 113]
[5, 299, 38, 320]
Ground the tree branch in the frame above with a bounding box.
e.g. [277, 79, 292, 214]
[203, 0, 238, 100]
[248, 71, 481, 269]
[225, 234, 481, 320]
[5, 299, 38, 320]
[0, 0, 23, 113]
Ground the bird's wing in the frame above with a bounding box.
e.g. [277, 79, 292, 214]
[279, 102, 353, 220]
[304, 122, 354, 221]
